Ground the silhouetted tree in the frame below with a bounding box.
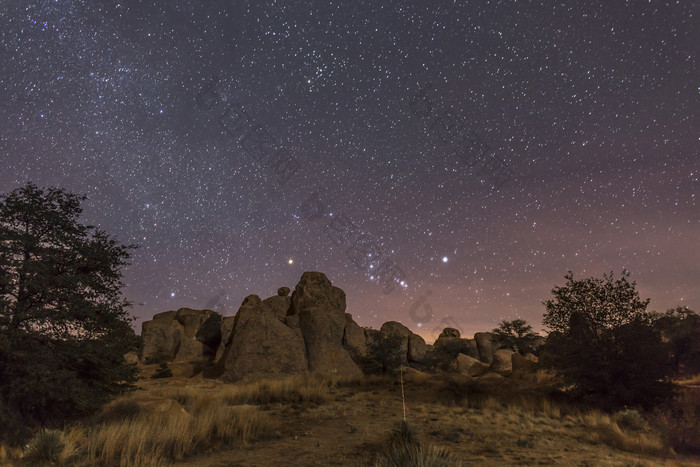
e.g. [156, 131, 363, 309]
[492, 319, 540, 354]
[362, 333, 405, 376]
[540, 270, 673, 411]
[651, 306, 700, 376]
[0, 183, 137, 438]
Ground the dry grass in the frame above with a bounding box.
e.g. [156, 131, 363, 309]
[153, 373, 334, 409]
[81, 401, 277, 466]
[3, 372, 699, 466]
[653, 387, 700, 455]
[581, 411, 666, 456]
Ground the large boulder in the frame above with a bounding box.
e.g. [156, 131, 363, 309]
[174, 338, 208, 363]
[140, 316, 184, 363]
[439, 327, 460, 339]
[512, 352, 538, 379]
[490, 349, 515, 375]
[196, 313, 222, 350]
[408, 334, 430, 363]
[221, 295, 308, 381]
[175, 308, 213, 338]
[172, 309, 221, 362]
[263, 295, 291, 319]
[474, 332, 497, 363]
[215, 316, 236, 361]
[290, 272, 346, 315]
[299, 306, 362, 378]
[450, 353, 490, 377]
[343, 314, 368, 362]
[433, 336, 479, 359]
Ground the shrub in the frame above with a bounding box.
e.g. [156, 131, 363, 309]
[375, 420, 461, 467]
[151, 362, 174, 379]
[22, 429, 77, 465]
[375, 444, 462, 467]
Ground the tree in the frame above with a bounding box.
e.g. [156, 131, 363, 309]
[491, 319, 540, 354]
[0, 183, 138, 432]
[651, 306, 700, 376]
[361, 332, 405, 376]
[543, 270, 650, 335]
[540, 270, 672, 411]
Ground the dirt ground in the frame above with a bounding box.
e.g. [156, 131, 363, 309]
[164, 375, 700, 467]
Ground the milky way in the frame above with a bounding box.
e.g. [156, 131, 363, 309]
[1, 1, 697, 340]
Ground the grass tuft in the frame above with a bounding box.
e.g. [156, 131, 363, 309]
[22, 429, 78, 465]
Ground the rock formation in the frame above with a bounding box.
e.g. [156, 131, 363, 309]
[138, 271, 540, 382]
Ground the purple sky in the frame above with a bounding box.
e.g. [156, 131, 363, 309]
[1, 1, 697, 341]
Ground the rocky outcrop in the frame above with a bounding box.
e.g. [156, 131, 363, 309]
[451, 353, 489, 377]
[490, 349, 515, 375]
[221, 294, 308, 380]
[289, 272, 346, 316]
[140, 311, 185, 363]
[408, 334, 430, 363]
[215, 316, 236, 361]
[439, 328, 461, 339]
[433, 332, 479, 360]
[262, 295, 291, 320]
[139, 271, 541, 383]
[292, 272, 362, 378]
[343, 314, 368, 361]
[512, 352, 538, 379]
[299, 306, 362, 378]
[474, 332, 497, 363]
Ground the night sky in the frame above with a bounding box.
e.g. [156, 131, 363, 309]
[1, 1, 697, 341]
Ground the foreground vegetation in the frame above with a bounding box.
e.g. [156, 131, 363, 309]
[1, 370, 698, 466]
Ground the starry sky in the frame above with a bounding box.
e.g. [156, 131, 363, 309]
[1, 1, 698, 341]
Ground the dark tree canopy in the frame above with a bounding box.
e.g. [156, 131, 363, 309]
[0, 183, 137, 432]
[542, 270, 650, 335]
[491, 319, 540, 354]
[651, 306, 700, 376]
[540, 271, 672, 411]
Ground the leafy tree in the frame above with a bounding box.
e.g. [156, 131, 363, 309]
[543, 270, 650, 334]
[491, 319, 540, 354]
[0, 183, 137, 433]
[540, 270, 673, 411]
[361, 332, 405, 376]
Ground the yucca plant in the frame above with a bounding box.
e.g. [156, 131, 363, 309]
[376, 442, 462, 467]
[389, 420, 420, 450]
